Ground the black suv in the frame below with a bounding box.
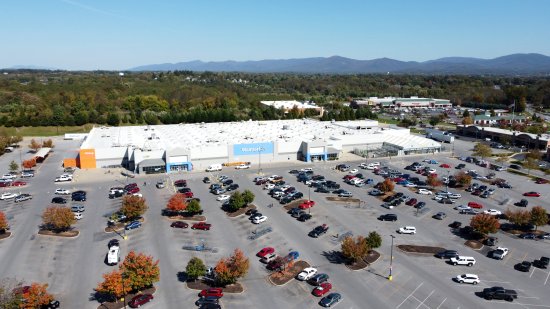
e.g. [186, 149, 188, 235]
[309, 224, 329, 238]
[298, 213, 312, 222]
[51, 197, 67, 204]
[72, 191, 87, 201]
[378, 214, 397, 221]
[226, 183, 239, 191]
[435, 250, 459, 259]
[315, 187, 330, 193]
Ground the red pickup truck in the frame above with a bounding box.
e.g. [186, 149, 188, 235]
[191, 222, 212, 230]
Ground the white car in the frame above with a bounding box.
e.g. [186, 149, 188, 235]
[455, 274, 480, 284]
[358, 163, 368, 169]
[131, 193, 143, 198]
[216, 194, 231, 202]
[296, 267, 317, 280]
[449, 193, 462, 199]
[74, 212, 83, 220]
[454, 205, 471, 211]
[55, 175, 72, 182]
[397, 226, 416, 234]
[300, 168, 313, 172]
[55, 188, 71, 195]
[433, 195, 444, 201]
[21, 171, 34, 178]
[1, 173, 16, 180]
[267, 175, 280, 181]
[491, 247, 509, 260]
[370, 162, 381, 167]
[252, 215, 268, 224]
[349, 169, 359, 174]
[417, 189, 433, 195]
[427, 168, 437, 174]
[483, 209, 502, 216]
[404, 182, 417, 187]
[0, 192, 19, 200]
[235, 164, 250, 169]
[264, 183, 275, 190]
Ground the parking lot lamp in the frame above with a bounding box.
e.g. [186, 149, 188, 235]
[121, 271, 127, 309]
[388, 234, 395, 281]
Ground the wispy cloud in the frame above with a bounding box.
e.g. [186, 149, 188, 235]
[59, 0, 126, 19]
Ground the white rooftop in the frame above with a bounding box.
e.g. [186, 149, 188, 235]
[260, 100, 319, 110]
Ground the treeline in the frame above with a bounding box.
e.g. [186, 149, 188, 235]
[0, 71, 549, 127]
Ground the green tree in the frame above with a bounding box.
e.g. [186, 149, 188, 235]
[524, 157, 538, 176]
[106, 113, 120, 126]
[530, 206, 548, 231]
[429, 116, 440, 126]
[185, 257, 206, 281]
[472, 142, 492, 161]
[9, 160, 18, 173]
[186, 199, 202, 214]
[461, 116, 473, 125]
[228, 191, 244, 212]
[462, 110, 470, 118]
[241, 189, 255, 205]
[365, 231, 382, 249]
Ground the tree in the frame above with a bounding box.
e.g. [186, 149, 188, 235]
[186, 257, 206, 281]
[121, 195, 148, 219]
[19, 282, 54, 309]
[377, 178, 395, 193]
[0, 211, 9, 232]
[470, 214, 500, 235]
[228, 191, 244, 212]
[186, 199, 202, 214]
[365, 231, 382, 249]
[166, 193, 187, 213]
[241, 189, 255, 205]
[42, 206, 76, 232]
[524, 157, 538, 176]
[8, 161, 18, 173]
[429, 116, 440, 126]
[120, 251, 160, 291]
[505, 208, 531, 227]
[526, 149, 542, 161]
[42, 139, 54, 148]
[341, 235, 369, 263]
[28, 139, 40, 153]
[22, 158, 36, 170]
[95, 269, 130, 301]
[426, 174, 442, 189]
[454, 171, 472, 187]
[106, 113, 120, 126]
[0, 278, 24, 308]
[462, 110, 470, 118]
[472, 142, 492, 160]
[530, 206, 548, 230]
[214, 248, 250, 286]
[461, 116, 473, 125]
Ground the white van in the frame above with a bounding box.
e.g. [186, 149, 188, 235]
[261, 253, 277, 263]
[107, 246, 120, 266]
[206, 164, 222, 172]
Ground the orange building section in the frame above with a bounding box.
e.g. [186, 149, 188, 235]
[78, 149, 96, 169]
[63, 158, 77, 168]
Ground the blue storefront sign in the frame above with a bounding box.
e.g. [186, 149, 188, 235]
[233, 142, 274, 156]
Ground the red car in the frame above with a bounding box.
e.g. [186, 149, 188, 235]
[170, 221, 188, 228]
[535, 178, 548, 184]
[392, 177, 405, 183]
[11, 181, 26, 187]
[183, 191, 194, 198]
[523, 191, 541, 197]
[128, 294, 153, 308]
[127, 187, 140, 194]
[440, 163, 451, 168]
[312, 282, 332, 297]
[299, 200, 315, 209]
[405, 198, 417, 206]
[468, 202, 483, 209]
[199, 288, 223, 298]
[0, 182, 11, 187]
[191, 222, 211, 230]
[343, 175, 356, 181]
[257, 247, 275, 258]
[174, 179, 187, 187]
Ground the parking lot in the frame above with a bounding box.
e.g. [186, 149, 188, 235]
[0, 137, 549, 308]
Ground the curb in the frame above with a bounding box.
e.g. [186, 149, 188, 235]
[0, 232, 12, 241]
[37, 230, 80, 239]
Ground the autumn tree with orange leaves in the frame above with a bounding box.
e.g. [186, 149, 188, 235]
[0, 211, 9, 232]
[95, 269, 131, 301]
[22, 158, 36, 170]
[42, 206, 76, 232]
[120, 195, 148, 220]
[214, 248, 249, 286]
[19, 282, 54, 309]
[166, 193, 187, 213]
[120, 251, 160, 291]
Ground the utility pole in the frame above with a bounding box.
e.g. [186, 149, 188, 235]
[388, 235, 395, 281]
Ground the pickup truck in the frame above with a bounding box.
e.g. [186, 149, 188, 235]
[482, 286, 518, 301]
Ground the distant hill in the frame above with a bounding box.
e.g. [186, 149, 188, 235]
[130, 53, 550, 75]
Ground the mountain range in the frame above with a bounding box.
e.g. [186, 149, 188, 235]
[129, 53, 550, 75]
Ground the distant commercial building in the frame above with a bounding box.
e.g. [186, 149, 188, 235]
[473, 114, 526, 126]
[351, 97, 451, 109]
[260, 100, 324, 116]
[72, 119, 441, 174]
[457, 125, 550, 150]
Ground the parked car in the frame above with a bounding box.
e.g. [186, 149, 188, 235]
[170, 221, 189, 229]
[125, 221, 142, 230]
[397, 226, 416, 234]
[455, 274, 480, 284]
[449, 221, 462, 229]
[309, 224, 329, 238]
[70, 205, 85, 213]
[256, 247, 275, 258]
[518, 233, 536, 239]
[298, 213, 313, 222]
[199, 288, 223, 298]
[297, 267, 318, 280]
[252, 215, 268, 224]
[533, 257, 549, 269]
[51, 197, 67, 204]
[128, 294, 153, 308]
[523, 191, 541, 197]
[491, 247, 509, 260]
[308, 273, 329, 286]
[55, 188, 71, 195]
[319, 293, 342, 307]
[378, 214, 398, 221]
[450, 256, 476, 266]
[516, 261, 532, 272]
[312, 282, 332, 297]
[191, 222, 211, 230]
[468, 202, 483, 209]
[14, 193, 32, 203]
[435, 250, 459, 259]
[515, 199, 528, 207]
[299, 200, 315, 209]
[482, 286, 518, 301]
[433, 212, 446, 220]
[417, 189, 433, 195]
[483, 209, 502, 216]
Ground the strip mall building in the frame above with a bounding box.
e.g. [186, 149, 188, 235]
[67, 119, 441, 174]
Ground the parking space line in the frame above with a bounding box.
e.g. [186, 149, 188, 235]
[414, 290, 434, 309]
[436, 298, 447, 309]
[545, 269, 550, 285]
[396, 282, 423, 309]
[483, 280, 511, 284]
[382, 275, 413, 299]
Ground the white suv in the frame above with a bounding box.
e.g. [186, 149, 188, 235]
[417, 189, 433, 195]
[450, 256, 476, 266]
[397, 226, 416, 234]
[455, 274, 480, 284]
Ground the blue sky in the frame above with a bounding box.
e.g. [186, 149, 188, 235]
[1, 0, 549, 70]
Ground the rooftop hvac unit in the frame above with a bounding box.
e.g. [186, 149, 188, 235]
[282, 125, 289, 130]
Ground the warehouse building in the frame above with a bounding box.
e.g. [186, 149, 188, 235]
[75, 119, 441, 174]
[351, 97, 452, 109]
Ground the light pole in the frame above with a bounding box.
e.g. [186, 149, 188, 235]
[258, 147, 263, 176]
[121, 271, 127, 309]
[388, 235, 395, 281]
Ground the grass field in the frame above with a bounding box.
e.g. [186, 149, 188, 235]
[0, 125, 94, 137]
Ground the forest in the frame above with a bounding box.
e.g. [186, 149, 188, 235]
[0, 70, 549, 128]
